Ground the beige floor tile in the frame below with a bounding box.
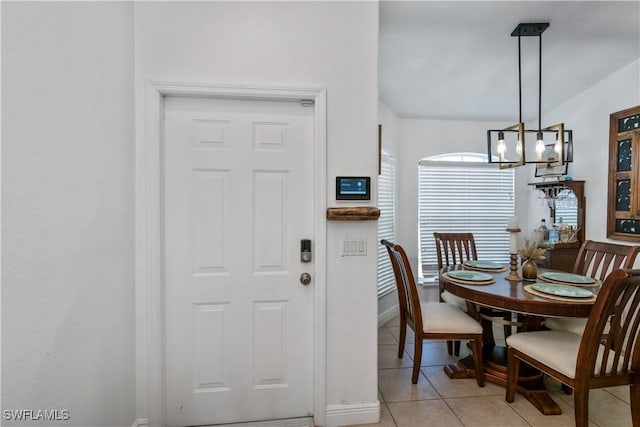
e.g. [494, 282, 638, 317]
[385, 316, 401, 327]
[386, 326, 415, 345]
[379, 327, 398, 345]
[378, 344, 413, 369]
[507, 392, 594, 427]
[445, 395, 529, 427]
[411, 341, 471, 367]
[353, 403, 396, 427]
[605, 385, 631, 404]
[387, 400, 463, 427]
[420, 366, 503, 398]
[378, 368, 439, 403]
[554, 388, 632, 427]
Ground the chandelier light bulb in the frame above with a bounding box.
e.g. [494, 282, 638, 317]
[536, 132, 545, 160]
[554, 136, 562, 154]
[497, 140, 506, 154]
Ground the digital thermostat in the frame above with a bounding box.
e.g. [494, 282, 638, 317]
[336, 176, 370, 200]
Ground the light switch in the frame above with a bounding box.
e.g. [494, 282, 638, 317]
[342, 237, 367, 256]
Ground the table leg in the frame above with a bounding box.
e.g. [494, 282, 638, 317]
[443, 309, 562, 415]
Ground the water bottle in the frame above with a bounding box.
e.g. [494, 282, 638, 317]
[549, 224, 559, 244]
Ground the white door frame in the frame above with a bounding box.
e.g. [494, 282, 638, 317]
[136, 81, 327, 427]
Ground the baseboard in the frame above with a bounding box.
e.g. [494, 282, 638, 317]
[325, 402, 380, 427]
[378, 304, 399, 327]
[132, 419, 148, 427]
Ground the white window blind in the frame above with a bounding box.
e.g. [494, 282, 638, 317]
[418, 155, 515, 278]
[377, 156, 396, 297]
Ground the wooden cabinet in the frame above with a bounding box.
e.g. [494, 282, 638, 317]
[607, 106, 640, 241]
[536, 243, 580, 273]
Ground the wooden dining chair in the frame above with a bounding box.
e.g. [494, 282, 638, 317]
[544, 240, 640, 335]
[381, 239, 485, 386]
[506, 269, 640, 427]
[434, 232, 478, 309]
[434, 232, 516, 355]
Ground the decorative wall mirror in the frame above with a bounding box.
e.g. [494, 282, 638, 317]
[607, 105, 640, 241]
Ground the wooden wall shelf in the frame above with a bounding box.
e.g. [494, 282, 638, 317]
[326, 207, 380, 221]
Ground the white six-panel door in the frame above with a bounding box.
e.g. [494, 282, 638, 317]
[163, 96, 314, 426]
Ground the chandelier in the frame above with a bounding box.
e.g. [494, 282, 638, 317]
[487, 23, 573, 170]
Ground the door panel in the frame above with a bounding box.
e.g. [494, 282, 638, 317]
[163, 96, 314, 426]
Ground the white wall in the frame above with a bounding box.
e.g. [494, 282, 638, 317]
[134, 2, 379, 424]
[379, 101, 400, 158]
[2, 3, 135, 426]
[529, 59, 640, 265]
[377, 102, 400, 322]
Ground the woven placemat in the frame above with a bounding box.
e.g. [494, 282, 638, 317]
[523, 284, 596, 303]
[463, 265, 507, 273]
[537, 274, 600, 287]
[442, 272, 496, 286]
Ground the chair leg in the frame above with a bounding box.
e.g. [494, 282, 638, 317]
[398, 321, 406, 359]
[630, 383, 639, 427]
[502, 311, 513, 340]
[573, 386, 589, 427]
[471, 337, 484, 387]
[412, 339, 422, 384]
[446, 340, 461, 355]
[505, 348, 519, 403]
[503, 323, 512, 339]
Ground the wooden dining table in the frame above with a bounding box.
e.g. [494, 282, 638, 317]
[439, 264, 600, 416]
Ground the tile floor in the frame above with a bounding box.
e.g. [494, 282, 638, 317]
[365, 315, 633, 427]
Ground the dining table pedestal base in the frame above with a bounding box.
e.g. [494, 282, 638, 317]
[444, 344, 562, 415]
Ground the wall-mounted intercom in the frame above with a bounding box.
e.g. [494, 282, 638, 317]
[335, 176, 371, 200]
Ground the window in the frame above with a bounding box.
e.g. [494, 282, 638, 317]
[418, 153, 515, 279]
[377, 155, 396, 297]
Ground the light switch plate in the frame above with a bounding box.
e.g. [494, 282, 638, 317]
[342, 237, 367, 256]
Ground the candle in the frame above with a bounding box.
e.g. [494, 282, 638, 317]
[507, 216, 519, 229]
[509, 233, 518, 254]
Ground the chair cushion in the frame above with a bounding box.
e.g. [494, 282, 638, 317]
[441, 290, 468, 312]
[421, 302, 482, 334]
[506, 330, 618, 379]
[543, 317, 587, 335]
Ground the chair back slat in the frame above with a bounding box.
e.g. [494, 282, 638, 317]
[616, 289, 640, 372]
[434, 232, 478, 269]
[578, 269, 640, 379]
[382, 240, 422, 329]
[574, 240, 640, 281]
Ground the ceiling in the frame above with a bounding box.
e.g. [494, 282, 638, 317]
[379, 1, 640, 122]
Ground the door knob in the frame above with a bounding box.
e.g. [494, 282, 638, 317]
[300, 273, 312, 285]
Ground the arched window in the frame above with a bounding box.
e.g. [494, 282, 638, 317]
[418, 153, 515, 279]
